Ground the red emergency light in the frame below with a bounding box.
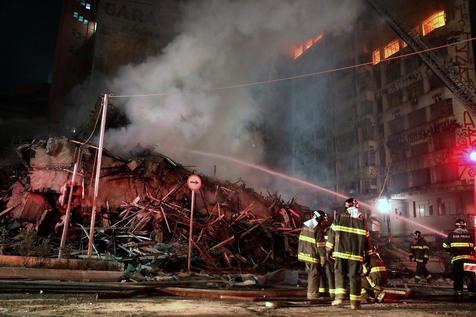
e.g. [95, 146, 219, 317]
[470, 151, 476, 162]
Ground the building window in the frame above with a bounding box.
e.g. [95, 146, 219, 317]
[411, 168, 431, 187]
[372, 50, 381, 65]
[388, 116, 405, 135]
[391, 172, 408, 191]
[422, 11, 446, 36]
[408, 108, 426, 128]
[78, 15, 83, 22]
[84, 19, 89, 25]
[433, 164, 459, 183]
[407, 80, 424, 102]
[433, 130, 456, 150]
[86, 3, 91, 10]
[411, 142, 429, 157]
[430, 99, 453, 120]
[73, 11, 79, 18]
[437, 198, 445, 216]
[384, 40, 400, 58]
[417, 202, 426, 217]
[413, 201, 417, 218]
[387, 90, 403, 108]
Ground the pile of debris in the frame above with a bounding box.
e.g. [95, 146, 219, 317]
[0, 138, 311, 279]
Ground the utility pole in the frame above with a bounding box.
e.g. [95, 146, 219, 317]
[87, 93, 108, 257]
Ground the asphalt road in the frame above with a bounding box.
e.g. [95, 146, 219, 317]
[0, 294, 474, 317]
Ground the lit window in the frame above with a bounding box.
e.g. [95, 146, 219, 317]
[84, 19, 89, 25]
[384, 39, 400, 58]
[402, 41, 408, 48]
[293, 45, 304, 59]
[80, 0, 86, 6]
[73, 11, 78, 18]
[94, 22, 97, 31]
[86, 3, 91, 10]
[372, 49, 381, 65]
[422, 11, 445, 36]
[305, 39, 313, 50]
[292, 32, 324, 59]
[78, 15, 83, 22]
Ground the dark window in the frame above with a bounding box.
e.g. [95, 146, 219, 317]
[433, 164, 459, 183]
[390, 147, 406, 161]
[408, 108, 426, 128]
[411, 142, 429, 156]
[388, 117, 405, 134]
[407, 80, 424, 101]
[387, 90, 403, 108]
[392, 172, 408, 190]
[429, 205, 434, 216]
[413, 201, 417, 218]
[411, 168, 431, 187]
[429, 74, 444, 90]
[433, 130, 456, 150]
[405, 57, 420, 72]
[430, 99, 453, 120]
[385, 60, 401, 83]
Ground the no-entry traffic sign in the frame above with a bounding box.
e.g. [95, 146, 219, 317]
[187, 174, 202, 192]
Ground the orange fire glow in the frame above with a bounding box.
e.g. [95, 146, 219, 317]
[422, 11, 446, 36]
[372, 10, 446, 64]
[293, 33, 324, 59]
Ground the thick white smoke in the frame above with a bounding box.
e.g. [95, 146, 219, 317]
[103, 0, 363, 195]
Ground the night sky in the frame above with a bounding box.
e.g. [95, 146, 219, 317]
[1, 0, 61, 89]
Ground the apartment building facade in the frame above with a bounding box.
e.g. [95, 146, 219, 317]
[370, 0, 476, 238]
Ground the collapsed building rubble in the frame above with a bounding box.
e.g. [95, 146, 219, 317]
[0, 137, 312, 278]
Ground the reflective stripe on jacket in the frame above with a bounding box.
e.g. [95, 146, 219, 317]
[362, 252, 387, 289]
[410, 237, 429, 262]
[326, 213, 370, 263]
[298, 220, 326, 264]
[443, 228, 476, 264]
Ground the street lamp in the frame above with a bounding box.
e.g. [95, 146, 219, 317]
[376, 197, 391, 214]
[376, 197, 392, 238]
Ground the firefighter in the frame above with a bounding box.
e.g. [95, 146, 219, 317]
[442, 219, 476, 302]
[326, 198, 371, 310]
[409, 230, 431, 282]
[322, 219, 335, 299]
[298, 210, 328, 300]
[361, 247, 388, 303]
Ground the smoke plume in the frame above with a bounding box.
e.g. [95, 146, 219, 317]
[95, 0, 363, 201]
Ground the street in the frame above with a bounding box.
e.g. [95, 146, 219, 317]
[0, 293, 474, 317]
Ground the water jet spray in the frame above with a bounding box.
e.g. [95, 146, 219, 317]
[188, 149, 447, 237]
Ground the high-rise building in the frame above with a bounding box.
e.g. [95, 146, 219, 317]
[49, 0, 181, 120]
[275, 0, 476, 239]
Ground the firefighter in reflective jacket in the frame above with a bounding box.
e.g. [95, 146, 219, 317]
[409, 230, 431, 282]
[322, 222, 335, 298]
[298, 210, 328, 299]
[326, 198, 371, 310]
[361, 247, 387, 303]
[442, 219, 476, 301]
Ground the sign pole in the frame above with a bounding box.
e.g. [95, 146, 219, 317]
[186, 174, 202, 273]
[187, 189, 195, 273]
